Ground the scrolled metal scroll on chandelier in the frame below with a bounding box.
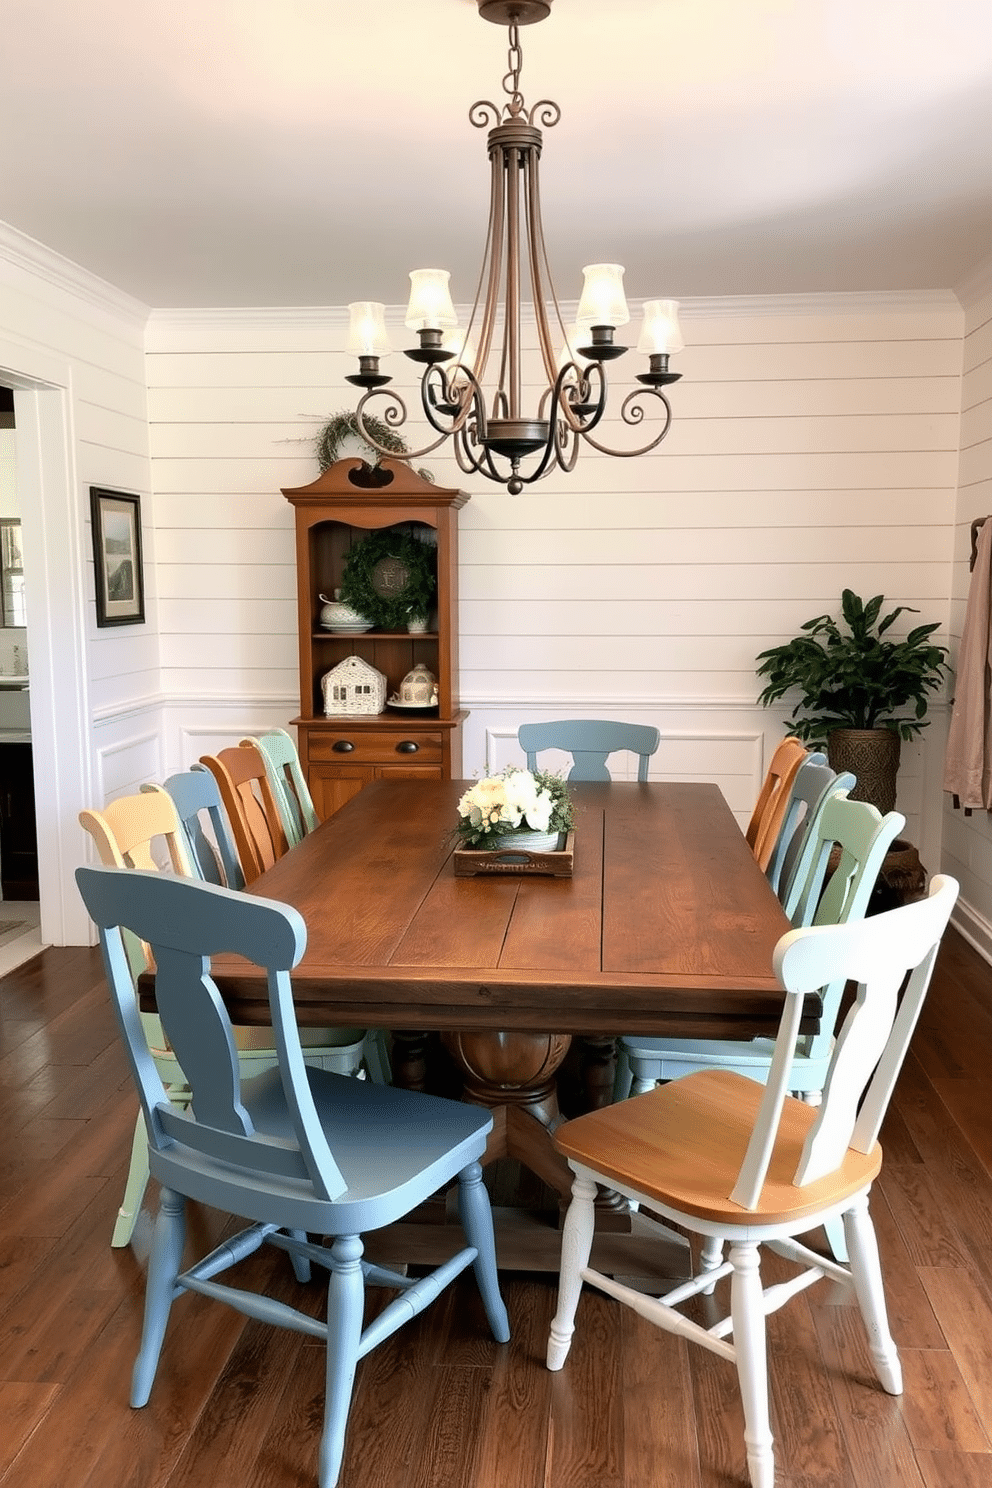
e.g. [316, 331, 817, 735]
[345, 0, 683, 495]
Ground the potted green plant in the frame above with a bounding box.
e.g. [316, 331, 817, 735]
[755, 589, 950, 815]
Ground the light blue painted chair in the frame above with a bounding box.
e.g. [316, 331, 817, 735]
[143, 770, 245, 888]
[518, 718, 661, 781]
[763, 751, 827, 896]
[240, 728, 320, 846]
[76, 864, 510, 1488]
[768, 758, 855, 904]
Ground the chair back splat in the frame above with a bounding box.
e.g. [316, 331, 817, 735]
[197, 746, 288, 884]
[518, 719, 661, 782]
[142, 772, 245, 889]
[549, 876, 959, 1488]
[76, 865, 509, 1488]
[240, 728, 319, 845]
[746, 736, 809, 872]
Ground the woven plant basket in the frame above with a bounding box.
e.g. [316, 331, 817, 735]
[827, 727, 901, 816]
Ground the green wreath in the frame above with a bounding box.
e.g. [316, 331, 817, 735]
[338, 527, 437, 631]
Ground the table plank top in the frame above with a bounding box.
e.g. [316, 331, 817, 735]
[200, 779, 797, 1039]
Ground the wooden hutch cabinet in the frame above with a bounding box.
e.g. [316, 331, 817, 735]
[282, 457, 469, 820]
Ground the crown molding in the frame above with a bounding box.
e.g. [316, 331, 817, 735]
[0, 220, 150, 330]
[955, 256, 992, 312]
[146, 287, 962, 334]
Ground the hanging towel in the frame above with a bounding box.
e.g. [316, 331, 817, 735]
[944, 518, 992, 809]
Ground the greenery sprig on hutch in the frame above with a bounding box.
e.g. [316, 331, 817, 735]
[338, 526, 437, 631]
[755, 589, 950, 743]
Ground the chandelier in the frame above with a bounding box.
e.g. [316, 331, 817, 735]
[345, 0, 683, 495]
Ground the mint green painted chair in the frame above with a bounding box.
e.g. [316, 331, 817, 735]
[240, 728, 319, 846]
[76, 864, 510, 1488]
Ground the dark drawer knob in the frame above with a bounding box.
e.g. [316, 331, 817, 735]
[396, 740, 419, 754]
[332, 739, 355, 753]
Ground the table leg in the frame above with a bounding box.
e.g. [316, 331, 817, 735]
[441, 1030, 576, 1204]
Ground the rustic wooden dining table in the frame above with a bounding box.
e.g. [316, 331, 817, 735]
[192, 777, 798, 1276]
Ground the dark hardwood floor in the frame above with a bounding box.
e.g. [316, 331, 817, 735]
[1, 930, 991, 1487]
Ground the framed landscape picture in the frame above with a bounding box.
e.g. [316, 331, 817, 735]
[90, 486, 145, 627]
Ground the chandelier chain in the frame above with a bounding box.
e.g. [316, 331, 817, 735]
[502, 23, 525, 117]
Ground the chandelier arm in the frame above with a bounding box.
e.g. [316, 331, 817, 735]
[469, 143, 506, 384]
[549, 360, 608, 434]
[452, 425, 487, 477]
[526, 151, 563, 386]
[354, 390, 450, 463]
[553, 415, 582, 474]
[578, 388, 674, 457]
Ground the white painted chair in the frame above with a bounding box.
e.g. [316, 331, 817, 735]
[547, 875, 959, 1488]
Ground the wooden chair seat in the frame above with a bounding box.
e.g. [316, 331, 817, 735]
[557, 1067, 881, 1228]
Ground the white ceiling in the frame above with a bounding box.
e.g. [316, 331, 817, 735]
[3, 0, 991, 310]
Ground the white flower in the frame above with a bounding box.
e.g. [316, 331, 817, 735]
[523, 787, 553, 832]
[455, 765, 570, 843]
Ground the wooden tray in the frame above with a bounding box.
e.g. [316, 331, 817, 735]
[453, 831, 574, 878]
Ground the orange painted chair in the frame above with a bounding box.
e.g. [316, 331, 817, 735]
[745, 736, 809, 872]
[197, 746, 288, 884]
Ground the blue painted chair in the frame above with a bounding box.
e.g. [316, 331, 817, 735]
[518, 718, 661, 781]
[548, 876, 959, 1488]
[240, 728, 320, 846]
[84, 787, 368, 1249]
[143, 770, 245, 888]
[76, 864, 510, 1488]
[763, 751, 827, 896]
[766, 757, 856, 903]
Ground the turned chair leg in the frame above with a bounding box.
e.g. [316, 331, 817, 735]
[131, 1186, 186, 1408]
[320, 1235, 366, 1488]
[458, 1161, 510, 1342]
[844, 1193, 902, 1395]
[547, 1172, 597, 1371]
[729, 1240, 775, 1488]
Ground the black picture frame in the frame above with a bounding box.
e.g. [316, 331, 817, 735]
[90, 486, 145, 627]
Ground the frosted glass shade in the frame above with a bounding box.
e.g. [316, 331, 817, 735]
[637, 299, 684, 355]
[405, 269, 458, 331]
[576, 264, 630, 329]
[346, 302, 391, 358]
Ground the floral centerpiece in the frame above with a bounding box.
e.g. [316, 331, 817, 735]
[455, 766, 574, 851]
